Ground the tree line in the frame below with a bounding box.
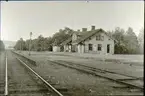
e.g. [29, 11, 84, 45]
[108, 27, 144, 54]
[0, 40, 5, 51]
[14, 27, 144, 54]
[14, 27, 74, 51]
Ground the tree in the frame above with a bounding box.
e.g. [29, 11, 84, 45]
[107, 30, 113, 38]
[124, 27, 139, 54]
[138, 28, 144, 54]
[112, 27, 127, 54]
[0, 40, 5, 51]
[51, 27, 74, 46]
[14, 38, 26, 50]
[45, 37, 53, 51]
[112, 27, 125, 43]
[14, 27, 74, 52]
[35, 35, 45, 51]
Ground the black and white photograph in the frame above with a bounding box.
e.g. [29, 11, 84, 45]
[0, 1, 144, 96]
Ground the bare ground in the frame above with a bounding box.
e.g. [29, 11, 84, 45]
[15, 51, 144, 96]
[7, 51, 55, 96]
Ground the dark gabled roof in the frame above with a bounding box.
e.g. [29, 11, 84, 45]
[60, 31, 86, 45]
[74, 29, 118, 44]
[70, 31, 84, 36]
[60, 28, 118, 45]
[60, 37, 72, 45]
[73, 29, 101, 44]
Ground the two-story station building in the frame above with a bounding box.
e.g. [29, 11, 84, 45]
[58, 26, 116, 54]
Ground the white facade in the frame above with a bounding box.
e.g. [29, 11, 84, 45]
[53, 46, 60, 52]
[63, 29, 115, 54]
[82, 32, 114, 54]
[75, 32, 114, 54]
[77, 44, 85, 53]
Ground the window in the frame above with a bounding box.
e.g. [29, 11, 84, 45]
[98, 44, 102, 51]
[96, 35, 104, 41]
[96, 35, 100, 40]
[88, 44, 93, 51]
[101, 36, 104, 41]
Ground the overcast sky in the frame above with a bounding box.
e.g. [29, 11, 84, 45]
[0, 1, 144, 41]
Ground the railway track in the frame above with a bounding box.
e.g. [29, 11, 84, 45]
[48, 60, 144, 91]
[1, 51, 64, 96]
[4, 50, 143, 95]
[5, 52, 8, 96]
[0, 51, 6, 96]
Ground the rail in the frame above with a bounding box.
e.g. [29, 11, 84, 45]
[4, 52, 8, 96]
[16, 57, 63, 96]
[49, 60, 143, 90]
[12, 51, 36, 66]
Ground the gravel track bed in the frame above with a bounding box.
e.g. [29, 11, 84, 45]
[16, 53, 143, 96]
[7, 51, 56, 96]
[21, 53, 143, 78]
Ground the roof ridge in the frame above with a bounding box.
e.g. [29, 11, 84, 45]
[75, 29, 101, 44]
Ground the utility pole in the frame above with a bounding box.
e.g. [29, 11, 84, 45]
[20, 38, 23, 53]
[29, 32, 32, 56]
[19, 42, 21, 53]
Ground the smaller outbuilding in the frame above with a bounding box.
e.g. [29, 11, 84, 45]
[52, 39, 60, 52]
[52, 45, 60, 52]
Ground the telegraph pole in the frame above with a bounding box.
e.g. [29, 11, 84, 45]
[20, 38, 23, 53]
[29, 32, 32, 56]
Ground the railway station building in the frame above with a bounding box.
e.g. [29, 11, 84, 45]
[60, 26, 116, 54]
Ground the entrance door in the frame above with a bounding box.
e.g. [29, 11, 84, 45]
[72, 45, 77, 52]
[107, 44, 110, 53]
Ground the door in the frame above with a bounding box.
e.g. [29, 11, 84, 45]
[107, 44, 110, 53]
[72, 45, 75, 52]
[72, 45, 77, 52]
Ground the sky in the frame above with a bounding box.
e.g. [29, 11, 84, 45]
[0, 1, 144, 41]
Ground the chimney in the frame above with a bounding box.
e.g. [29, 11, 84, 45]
[91, 26, 95, 31]
[82, 28, 87, 32]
